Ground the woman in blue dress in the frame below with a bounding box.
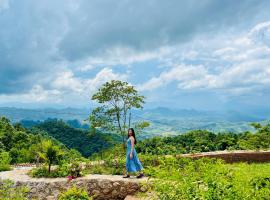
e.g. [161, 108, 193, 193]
[123, 128, 144, 178]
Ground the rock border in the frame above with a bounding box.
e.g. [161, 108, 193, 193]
[0, 170, 149, 200]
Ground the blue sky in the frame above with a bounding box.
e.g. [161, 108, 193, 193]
[0, 0, 270, 111]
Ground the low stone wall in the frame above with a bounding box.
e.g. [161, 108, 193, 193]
[0, 170, 148, 200]
[19, 178, 145, 200]
[179, 150, 270, 163]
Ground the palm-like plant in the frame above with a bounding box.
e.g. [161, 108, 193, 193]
[38, 140, 63, 173]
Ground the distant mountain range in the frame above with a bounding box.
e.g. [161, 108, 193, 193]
[135, 106, 266, 122]
[0, 106, 269, 138]
[0, 107, 90, 122]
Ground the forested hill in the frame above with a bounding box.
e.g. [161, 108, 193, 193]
[0, 117, 82, 165]
[136, 123, 270, 155]
[0, 116, 120, 166]
[31, 119, 121, 157]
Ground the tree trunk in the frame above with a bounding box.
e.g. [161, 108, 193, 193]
[48, 162, 51, 173]
[116, 112, 126, 151]
[122, 134, 126, 150]
[128, 112, 131, 128]
[36, 156, 40, 168]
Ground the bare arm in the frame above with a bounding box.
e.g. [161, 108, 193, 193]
[130, 137, 135, 159]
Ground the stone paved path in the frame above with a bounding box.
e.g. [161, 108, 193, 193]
[0, 168, 147, 183]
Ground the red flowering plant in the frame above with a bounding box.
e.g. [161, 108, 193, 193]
[67, 160, 85, 181]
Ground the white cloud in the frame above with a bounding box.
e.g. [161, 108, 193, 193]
[0, 68, 128, 105]
[0, 85, 62, 104]
[52, 71, 84, 93]
[138, 64, 211, 91]
[72, 46, 172, 72]
[139, 21, 270, 96]
[181, 50, 199, 60]
[212, 22, 270, 92]
[248, 21, 270, 46]
[213, 47, 236, 57]
[51, 67, 128, 99]
[28, 85, 62, 102]
[78, 64, 95, 72]
[85, 68, 128, 92]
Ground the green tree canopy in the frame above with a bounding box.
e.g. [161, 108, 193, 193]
[90, 80, 148, 148]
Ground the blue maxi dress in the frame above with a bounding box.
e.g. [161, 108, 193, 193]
[126, 137, 143, 173]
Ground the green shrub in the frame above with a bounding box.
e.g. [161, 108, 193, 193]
[89, 164, 107, 174]
[251, 177, 270, 190]
[69, 161, 83, 178]
[0, 165, 11, 172]
[58, 186, 92, 200]
[30, 166, 51, 177]
[30, 161, 85, 178]
[0, 151, 11, 172]
[0, 180, 29, 200]
[86, 157, 125, 175]
[30, 164, 69, 178]
[250, 176, 270, 199]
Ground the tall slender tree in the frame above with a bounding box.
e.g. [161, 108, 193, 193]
[90, 80, 148, 149]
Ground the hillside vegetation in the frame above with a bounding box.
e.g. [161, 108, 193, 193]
[32, 119, 120, 157]
[0, 117, 83, 168]
[136, 123, 270, 155]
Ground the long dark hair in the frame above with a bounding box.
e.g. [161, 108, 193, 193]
[127, 128, 137, 144]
